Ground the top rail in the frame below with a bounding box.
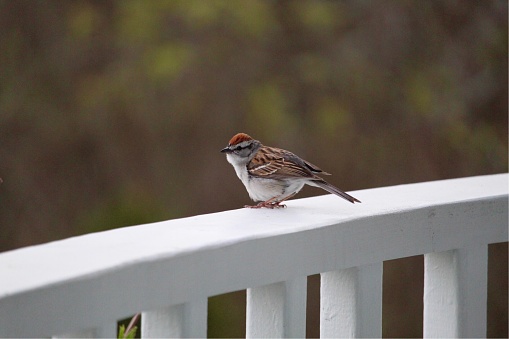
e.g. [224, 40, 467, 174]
[0, 174, 507, 337]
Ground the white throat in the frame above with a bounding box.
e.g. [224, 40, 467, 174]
[225, 153, 250, 182]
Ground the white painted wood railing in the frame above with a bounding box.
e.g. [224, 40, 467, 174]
[0, 174, 507, 338]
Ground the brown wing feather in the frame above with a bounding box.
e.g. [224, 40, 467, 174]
[248, 147, 317, 179]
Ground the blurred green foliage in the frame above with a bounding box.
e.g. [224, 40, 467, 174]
[0, 0, 507, 337]
[118, 324, 137, 339]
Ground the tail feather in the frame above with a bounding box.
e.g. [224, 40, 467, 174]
[312, 180, 361, 204]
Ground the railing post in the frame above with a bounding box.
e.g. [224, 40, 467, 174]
[320, 262, 383, 338]
[423, 245, 488, 338]
[246, 277, 307, 338]
[141, 299, 207, 338]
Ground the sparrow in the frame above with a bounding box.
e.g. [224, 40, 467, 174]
[221, 133, 361, 209]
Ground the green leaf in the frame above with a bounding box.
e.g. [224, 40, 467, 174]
[118, 324, 137, 339]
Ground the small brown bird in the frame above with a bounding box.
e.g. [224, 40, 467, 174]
[221, 133, 361, 208]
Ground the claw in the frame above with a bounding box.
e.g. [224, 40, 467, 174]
[272, 203, 287, 209]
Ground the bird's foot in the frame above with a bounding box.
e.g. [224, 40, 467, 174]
[244, 201, 286, 209]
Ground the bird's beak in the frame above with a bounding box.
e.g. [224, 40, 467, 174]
[220, 146, 232, 153]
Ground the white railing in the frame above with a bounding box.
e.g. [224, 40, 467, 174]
[0, 174, 507, 338]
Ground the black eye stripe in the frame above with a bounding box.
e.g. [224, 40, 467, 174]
[231, 142, 253, 151]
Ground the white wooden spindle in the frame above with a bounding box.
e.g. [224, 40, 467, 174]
[182, 299, 208, 337]
[142, 305, 182, 338]
[246, 277, 307, 338]
[423, 245, 488, 338]
[320, 262, 382, 338]
[141, 299, 207, 338]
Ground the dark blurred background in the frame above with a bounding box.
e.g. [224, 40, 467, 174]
[0, 0, 507, 337]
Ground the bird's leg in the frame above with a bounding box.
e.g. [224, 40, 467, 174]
[270, 192, 297, 208]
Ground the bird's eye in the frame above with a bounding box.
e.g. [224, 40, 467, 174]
[235, 146, 242, 151]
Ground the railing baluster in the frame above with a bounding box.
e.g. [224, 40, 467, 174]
[320, 263, 383, 338]
[182, 299, 208, 338]
[423, 245, 488, 338]
[142, 305, 182, 338]
[141, 299, 207, 338]
[246, 277, 307, 338]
